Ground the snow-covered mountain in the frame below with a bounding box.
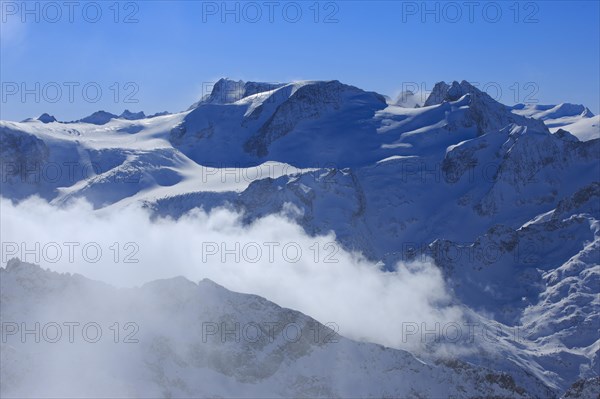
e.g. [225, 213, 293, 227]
[511, 102, 599, 142]
[1, 78, 598, 397]
[1, 259, 555, 398]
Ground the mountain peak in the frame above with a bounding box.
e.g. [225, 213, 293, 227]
[5, 257, 24, 271]
[37, 113, 57, 123]
[120, 109, 146, 120]
[203, 78, 246, 104]
[79, 110, 118, 125]
[422, 80, 549, 134]
[395, 90, 421, 108]
[512, 102, 595, 119]
[193, 78, 286, 107]
[424, 80, 478, 106]
[2, 258, 65, 283]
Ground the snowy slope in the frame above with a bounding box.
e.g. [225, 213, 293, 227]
[511, 103, 599, 141]
[0, 259, 553, 398]
[422, 183, 600, 392]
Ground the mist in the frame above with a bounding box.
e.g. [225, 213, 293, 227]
[1, 196, 465, 353]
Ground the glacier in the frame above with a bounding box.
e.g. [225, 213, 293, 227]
[1, 78, 599, 398]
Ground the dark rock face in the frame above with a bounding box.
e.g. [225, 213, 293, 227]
[37, 113, 57, 123]
[425, 80, 549, 135]
[79, 110, 118, 125]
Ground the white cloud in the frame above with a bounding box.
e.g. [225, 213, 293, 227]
[1, 196, 465, 353]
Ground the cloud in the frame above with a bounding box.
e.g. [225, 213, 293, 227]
[1, 196, 465, 353]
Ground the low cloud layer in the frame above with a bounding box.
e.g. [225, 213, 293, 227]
[1, 196, 465, 353]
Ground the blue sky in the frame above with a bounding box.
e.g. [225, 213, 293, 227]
[1, 0, 599, 121]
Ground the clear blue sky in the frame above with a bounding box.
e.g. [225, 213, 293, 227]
[1, 0, 599, 121]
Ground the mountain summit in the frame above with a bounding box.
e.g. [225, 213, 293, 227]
[424, 80, 549, 134]
[190, 78, 286, 107]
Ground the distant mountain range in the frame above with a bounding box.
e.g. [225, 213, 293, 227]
[1, 78, 598, 398]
